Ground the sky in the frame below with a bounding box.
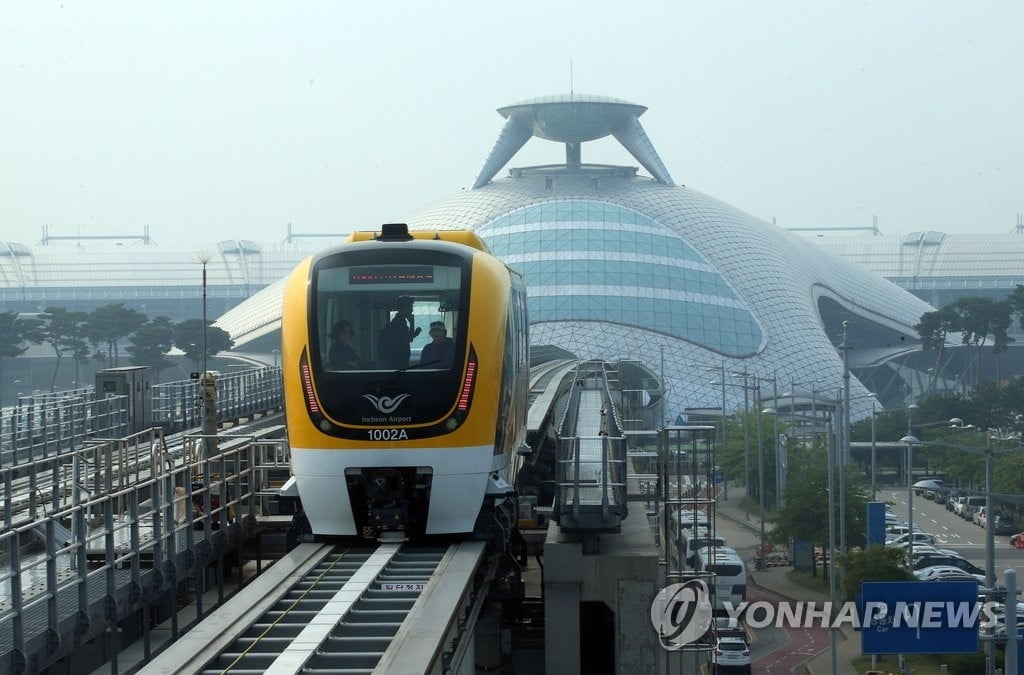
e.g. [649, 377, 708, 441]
[2, 1, 1022, 247]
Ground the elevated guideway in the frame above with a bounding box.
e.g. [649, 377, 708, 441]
[551, 361, 629, 534]
[140, 541, 489, 675]
[0, 356, 668, 673]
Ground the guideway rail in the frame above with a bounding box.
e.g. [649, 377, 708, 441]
[141, 541, 488, 674]
[554, 361, 628, 532]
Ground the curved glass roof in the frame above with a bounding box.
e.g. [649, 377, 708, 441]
[478, 200, 765, 356]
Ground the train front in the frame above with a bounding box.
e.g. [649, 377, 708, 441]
[282, 226, 516, 540]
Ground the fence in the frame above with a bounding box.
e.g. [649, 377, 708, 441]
[151, 366, 283, 433]
[0, 392, 128, 468]
[0, 435, 279, 671]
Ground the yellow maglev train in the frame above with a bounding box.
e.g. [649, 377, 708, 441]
[281, 223, 529, 539]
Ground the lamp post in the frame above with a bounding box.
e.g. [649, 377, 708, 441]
[825, 412, 838, 675]
[898, 415, 965, 572]
[740, 368, 751, 520]
[771, 373, 780, 510]
[943, 424, 998, 589]
[899, 434, 919, 565]
[755, 375, 766, 570]
[905, 403, 918, 484]
[196, 252, 215, 458]
[904, 425, 1006, 675]
[775, 404, 839, 672]
[659, 344, 665, 428]
[870, 399, 877, 500]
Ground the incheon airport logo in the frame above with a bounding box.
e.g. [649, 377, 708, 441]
[649, 580, 715, 649]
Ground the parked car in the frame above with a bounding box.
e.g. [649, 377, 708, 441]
[913, 478, 944, 496]
[974, 506, 988, 527]
[946, 495, 962, 512]
[952, 496, 967, 515]
[982, 602, 1024, 642]
[908, 545, 959, 559]
[913, 555, 986, 577]
[915, 565, 985, 583]
[992, 515, 1017, 536]
[712, 635, 751, 673]
[961, 496, 986, 520]
[886, 531, 936, 546]
[886, 524, 922, 538]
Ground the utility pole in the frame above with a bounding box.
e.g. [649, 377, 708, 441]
[840, 321, 850, 555]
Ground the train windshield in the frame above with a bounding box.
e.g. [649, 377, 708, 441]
[314, 255, 467, 374]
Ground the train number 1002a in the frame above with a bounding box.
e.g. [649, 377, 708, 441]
[368, 428, 409, 441]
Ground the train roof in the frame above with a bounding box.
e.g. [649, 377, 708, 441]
[346, 224, 489, 251]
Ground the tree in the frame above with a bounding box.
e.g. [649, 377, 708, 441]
[173, 319, 235, 367]
[837, 545, 914, 602]
[716, 410, 782, 507]
[38, 308, 90, 391]
[0, 312, 42, 408]
[948, 297, 1014, 387]
[1008, 284, 1024, 328]
[770, 440, 870, 578]
[85, 303, 147, 368]
[126, 317, 176, 379]
[914, 306, 960, 395]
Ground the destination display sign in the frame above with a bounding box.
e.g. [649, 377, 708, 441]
[349, 266, 434, 285]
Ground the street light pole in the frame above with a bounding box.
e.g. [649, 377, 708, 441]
[772, 375, 781, 510]
[826, 412, 838, 675]
[756, 376, 766, 570]
[840, 323, 851, 555]
[659, 345, 665, 429]
[720, 362, 728, 500]
[743, 368, 750, 521]
[984, 433, 994, 588]
[870, 400, 878, 499]
[720, 362, 727, 446]
[900, 435, 918, 568]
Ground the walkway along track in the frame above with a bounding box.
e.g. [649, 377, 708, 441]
[140, 540, 489, 674]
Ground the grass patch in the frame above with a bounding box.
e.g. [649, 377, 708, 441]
[785, 569, 829, 594]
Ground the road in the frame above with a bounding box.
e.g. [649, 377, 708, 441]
[882, 489, 1024, 585]
[712, 499, 833, 673]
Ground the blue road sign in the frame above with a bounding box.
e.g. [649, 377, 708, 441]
[866, 502, 886, 546]
[861, 581, 979, 655]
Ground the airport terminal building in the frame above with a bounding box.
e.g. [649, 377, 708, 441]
[5, 94, 1023, 419]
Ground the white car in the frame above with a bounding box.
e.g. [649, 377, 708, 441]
[982, 602, 1024, 641]
[914, 565, 985, 583]
[908, 545, 959, 559]
[886, 531, 936, 546]
[712, 635, 751, 673]
[885, 524, 922, 537]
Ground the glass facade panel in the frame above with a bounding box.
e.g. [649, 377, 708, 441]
[478, 199, 764, 355]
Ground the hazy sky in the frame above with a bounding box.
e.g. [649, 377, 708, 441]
[2, 1, 1021, 247]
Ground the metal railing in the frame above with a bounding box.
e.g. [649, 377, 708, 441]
[0, 437, 274, 671]
[554, 362, 629, 532]
[0, 392, 128, 467]
[0, 428, 171, 534]
[152, 366, 282, 433]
